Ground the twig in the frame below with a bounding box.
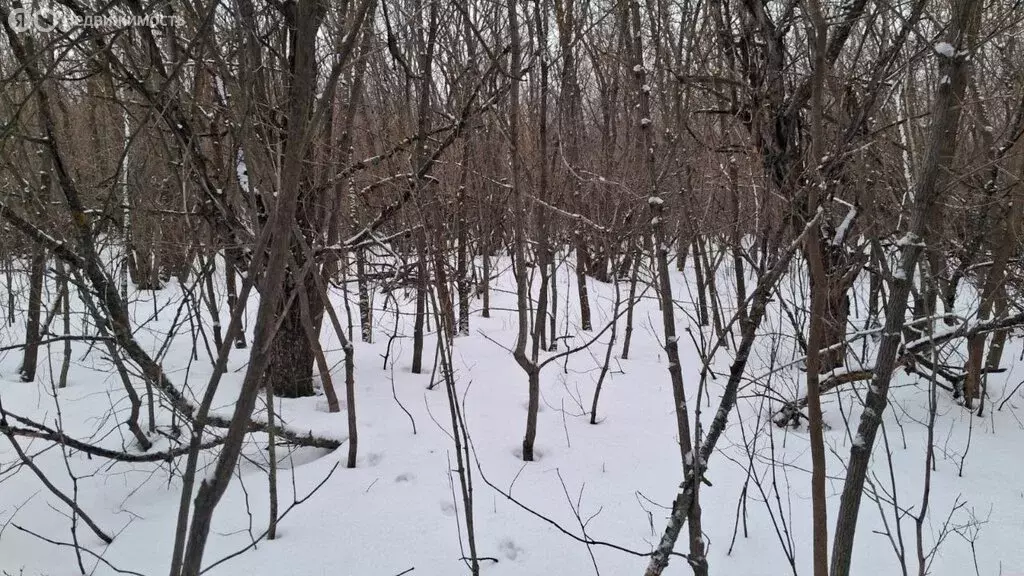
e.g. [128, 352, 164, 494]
[12, 524, 142, 576]
[391, 362, 416, 434]
[471, 440, 687, 560]
[1, 428, 112, 544]
[199, 462, 341, 574]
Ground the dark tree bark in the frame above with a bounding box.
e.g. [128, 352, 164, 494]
[265, 270, 318, 398]
[224, 248, 248, 348]
[805, 1, 830, 572]
[690, 238, 709, 326]
[20, 248, 45, 382]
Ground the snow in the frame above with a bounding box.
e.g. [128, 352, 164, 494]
[2, 253, 1023, 576]
[831, 204, 857, 246]
[904, 322, 965, 350]
[896, 231, 923, 247]
[934, 42, 956, 57]
[236, 149, 250, 192]
[214, 74, 227, 102]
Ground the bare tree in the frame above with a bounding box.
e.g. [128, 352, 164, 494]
[830, 1, 984, 574]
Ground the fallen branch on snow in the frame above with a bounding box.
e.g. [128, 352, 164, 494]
[772, 312, 1024, 426]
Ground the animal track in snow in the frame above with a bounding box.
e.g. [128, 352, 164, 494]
[498, 537, 524, 561]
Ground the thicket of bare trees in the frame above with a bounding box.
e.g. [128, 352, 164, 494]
[1, 0, 1023, 574]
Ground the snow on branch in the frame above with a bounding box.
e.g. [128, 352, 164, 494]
[530, 195, 611, 233]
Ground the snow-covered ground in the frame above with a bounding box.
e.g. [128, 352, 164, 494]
[1, 255, 1022, 575]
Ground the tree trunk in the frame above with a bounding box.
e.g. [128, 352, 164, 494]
[691, 238, 709, 326]
[621, 242, 640, 359]
[57, 260, 71, 388]
[963, 200, 1016, 410]
[805, 2, 830, 572]
[411, 248, 427, 373]
[176, 0, 361, 570]
[410, 0, 439, 372]
[830, 2, 981, 573]
[481, 232, 491, 318]
[20, 248, 46, 382]
[699, 237, 725, 343]
[266, 269, 319, 399]
[575, 244, 592, 330]
[225, 248, 248, 348]
[456, 178, 471, 335]
[628, 0, 705, 570]
[507, 0, 542, 463]
[356, 249, 372, 342]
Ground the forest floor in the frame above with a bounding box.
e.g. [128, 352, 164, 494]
[1, 255, 1023, 576]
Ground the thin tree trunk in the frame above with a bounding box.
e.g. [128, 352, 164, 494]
[481, 234, 491, 318]
[621, 242, 640, 359]
[691, 238, 709, 326]
[575, 246, 592, 330]
[591, 249, 620, 423]
[296, 265, 340, 413]
[728, 156, 748, 327]
[5, 257, 15, 325]
[57, 260, 71, 389]
[644, 213, 823, 576]
[410, 0, 440, 373]
[699, 237, 724, 342]
[804, 2, 830, 572]
[965, 196, 1016, 412]
[507, 0, 541, 463]
[224, 249, 247, 348]
[266, 382, 278, 540]
[455, 0, 477, 337]
[411, 249, 427, 374]
[20, 249, 45, 382]
[629, 0, 705, 570]
[356, 249, 372, 342]
[308, 257, 359, 469]
[532, 0, 551, 359]
[549, 254, 558, 350]
[201, 253, 224, 353]
[456, 172, 471, 335]
[830, 3, 981, 573]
